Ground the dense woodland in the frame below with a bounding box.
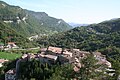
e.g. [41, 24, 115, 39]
[17, 55, 111, 80]
[0, 55, 116, 80]
[37, 18, 120, 60]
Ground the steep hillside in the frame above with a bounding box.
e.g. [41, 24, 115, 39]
[0, 1, 72, 37]
[26, 10, 72, 32]
[37, 18, 120, 51]
[0, 22, 35, 48]
[37, 18, 120, 63]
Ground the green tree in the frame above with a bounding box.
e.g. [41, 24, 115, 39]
[49, 64, 74, 80]
[75, 54, 109, 80]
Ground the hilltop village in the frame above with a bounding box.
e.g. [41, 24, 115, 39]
[4, 46, 112, 80]
[1, 0, 120, 80]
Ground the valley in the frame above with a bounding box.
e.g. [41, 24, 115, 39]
[0, 0, 120, 80]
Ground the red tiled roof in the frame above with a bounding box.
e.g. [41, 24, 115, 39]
[40, 48, 47, 52]
[7, 42, 16, 44]
[48, 46, 62, 54]
[73, 66, 80, 72]
[0, 59, 8, 63]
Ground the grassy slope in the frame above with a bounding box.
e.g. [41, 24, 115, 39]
[0, 52, 22, 60]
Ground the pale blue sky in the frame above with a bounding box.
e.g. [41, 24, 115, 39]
[2, 0, 120, 24]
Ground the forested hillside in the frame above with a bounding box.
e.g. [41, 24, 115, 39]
[0, 22, 36, 48]
[26, 10, 72, 33]
[37, 18, 120, 60]
[0, 1, 72, 37]
[37, 19, 120, 78]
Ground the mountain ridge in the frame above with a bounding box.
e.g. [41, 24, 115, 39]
[0, 1, 72, 37]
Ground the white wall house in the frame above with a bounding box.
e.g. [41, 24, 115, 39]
[6, 42, 19, 49]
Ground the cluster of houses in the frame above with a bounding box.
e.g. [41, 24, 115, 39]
[0, 42, 19, 50]
[5, 46, 112, 80]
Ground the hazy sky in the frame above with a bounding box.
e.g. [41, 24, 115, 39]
[2, 0, 120, 24]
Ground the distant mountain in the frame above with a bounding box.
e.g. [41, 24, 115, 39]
[26, 10, 72, 33]
[0, 1, 72, 37]
[68, 22, 89, 27]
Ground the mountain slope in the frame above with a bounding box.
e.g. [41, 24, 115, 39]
[26, 10, 72, 32]
[37, 18, 120, 63]
[37, 18, 120, 51]
[0, 1, 72, 37]
[0, 22, 35, 48]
